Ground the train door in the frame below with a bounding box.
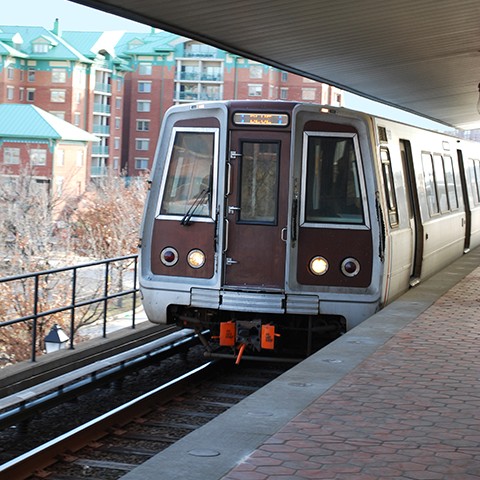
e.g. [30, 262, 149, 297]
[223, 130, 291, 289]
[399, 139, 423, 284]
[456, 149, 472, 252]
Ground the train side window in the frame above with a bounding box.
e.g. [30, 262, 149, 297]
[238, 141, 280, 224]
[302, 132, 365, 225]
[443, 154, 458, 210]
[473, 159, 480, 205]
[432, 154, 448, 213]
[380, 148, 398, 227]
[422, 153, 439, 215]
[159, 128, 217, 219]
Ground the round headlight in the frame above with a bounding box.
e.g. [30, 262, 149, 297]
[160, 247, 178, 266]
[341, 257, 360, 277]
[187, 249, 206, 269]
[309, 256, 329, 276]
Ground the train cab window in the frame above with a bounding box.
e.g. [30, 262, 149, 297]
[159, 128, 217, 219]
[422, 153, 439, 215]
[471, 159, 480, 205]
[239, 141, 280, 224]
[302, 132, 365, 225]
[380, 148, 398, 227]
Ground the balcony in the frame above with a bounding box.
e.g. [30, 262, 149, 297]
[91, 166, 108, 177]
[93, 125, 110, 135]
[94, 82, 112, 94]
[92, 145, 109, 156]
[178, 71, 201, 81]
[93, 103, 111, 114]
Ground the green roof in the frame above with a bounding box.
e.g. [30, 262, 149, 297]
[0, 104, 98, 142]
[0, 26, 90, 62]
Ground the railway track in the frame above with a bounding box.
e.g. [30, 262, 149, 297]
[1, 359, 290, 480]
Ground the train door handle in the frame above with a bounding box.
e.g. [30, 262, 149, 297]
[223, 218, 229, 252]
[228, 206, 241, 215]
[281, 227, 287, 242]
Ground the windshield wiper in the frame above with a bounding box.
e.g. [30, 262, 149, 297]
[180, 188, 210, 226]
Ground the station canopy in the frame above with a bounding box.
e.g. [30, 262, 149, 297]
[73, 0, 480, 129]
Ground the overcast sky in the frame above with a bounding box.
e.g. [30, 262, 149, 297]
[1, 0, 151, 32]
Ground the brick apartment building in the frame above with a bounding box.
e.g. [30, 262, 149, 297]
[0, 21, 343, 181]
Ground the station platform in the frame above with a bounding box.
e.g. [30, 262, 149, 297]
[120, 248, 480, 480]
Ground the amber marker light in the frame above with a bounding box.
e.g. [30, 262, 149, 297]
[187, 249, 206, 269]
[309, 256, 329, 276]
[160, 247, 178, 266]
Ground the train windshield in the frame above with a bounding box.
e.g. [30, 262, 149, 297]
[303, 132, 365, 225]
[160, 128, 217, 219]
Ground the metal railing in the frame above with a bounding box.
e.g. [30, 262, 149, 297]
[0, 255, 139, 363]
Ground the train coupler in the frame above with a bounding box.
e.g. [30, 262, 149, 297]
[217, 320, 280, 363]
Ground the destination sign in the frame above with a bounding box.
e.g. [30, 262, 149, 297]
[233, 112, 289, 127]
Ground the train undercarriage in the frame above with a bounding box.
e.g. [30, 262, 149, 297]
[169, 305, 346, 363]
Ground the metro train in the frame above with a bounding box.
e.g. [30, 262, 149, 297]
[139, 100, 480, 361]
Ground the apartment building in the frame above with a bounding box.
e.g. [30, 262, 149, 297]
[0, 22, 343, 180]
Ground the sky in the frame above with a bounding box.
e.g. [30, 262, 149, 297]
[2, 0, 452, 131]
[1, 0, 151, 32]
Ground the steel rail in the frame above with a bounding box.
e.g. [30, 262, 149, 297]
[0, 360, 225, 480]
[0, 329, 210, 430]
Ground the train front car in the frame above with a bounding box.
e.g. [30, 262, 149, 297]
[140, 101, 382, 360]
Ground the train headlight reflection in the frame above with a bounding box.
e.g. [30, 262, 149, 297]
[187, 249, 206, 269]
[160, 247, 178, 266]
[309, 256, 329, 276]
[341, 257, 361, 277]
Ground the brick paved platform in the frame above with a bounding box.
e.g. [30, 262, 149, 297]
[222, 267, 480, 480]
[121, 248, 480, 480]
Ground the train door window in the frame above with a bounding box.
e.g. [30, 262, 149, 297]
[238, 141, 280, 224]
[432, 154, 448, 213]
[302, 132, 365, 225]
[159, 127, 218, 219]
[422, 153, 439, 215]
[443, 154, 458, 210]
[380, 148, 398, 227]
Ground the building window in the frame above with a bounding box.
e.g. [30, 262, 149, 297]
[136, 139, 150, 151]
[27, 89, 35, 102]
[7, 67, 14, 80]
[56, 149, 65, 166]
[76, 151, 84, 167]
[51, 89, 66, 102]
[51, 111, 65, 120]
[138, 63, 152, 75]
[116, 97, 122, 110]
[137, 100, 151, 112]
[30, 148, 47, 166]
[32, 42, 49, 53]
[302, 88, 316, 101]
[281, 71, 288, 82]
[73, 112, 81, 126]
[114, 137, 121, 150]
[248, 84, 262, 97]
[138, 81, 152, 93]
[4, 147, 20, 165]
[136, 120, 150, 131]
[280, 88, 288, 100]
[19, 88, 24, 101]
[52, 68, 67, 83]
[249, 65, 263, 79]
[135, 157, 149, 170]
[115, 117, 121, 129]
[117, 78, 123, 91]
[6, 86, 14, 100]
[28, 68, 35, 82]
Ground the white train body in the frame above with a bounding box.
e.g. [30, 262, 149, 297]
[139, 101, 480, 357]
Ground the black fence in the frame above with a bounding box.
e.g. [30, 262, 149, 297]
[0, 255, 139, 363]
